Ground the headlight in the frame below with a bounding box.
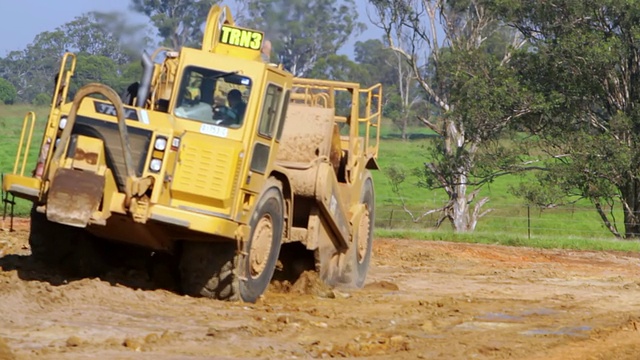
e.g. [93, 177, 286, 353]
[154, 137, 168, 151]
[149, 159, 162, 172]
[59, 116, 68, 130]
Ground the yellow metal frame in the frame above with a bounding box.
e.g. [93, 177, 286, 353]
[202, 5, 235, 53]
[51, 84, 140, 205]
[5, 50, 76, 181]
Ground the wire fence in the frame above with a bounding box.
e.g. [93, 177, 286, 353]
[374, 197, 622, 240]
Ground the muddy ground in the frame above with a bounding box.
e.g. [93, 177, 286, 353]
[1, 219, 640, 359]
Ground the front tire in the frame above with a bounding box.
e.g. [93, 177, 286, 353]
[179, 242, 239, 300]
[29, 206, 106, 277]
[29, 206, 75, 266]
[179, 178, 284, 302]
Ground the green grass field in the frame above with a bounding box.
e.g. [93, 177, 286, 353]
[372, 138, 614, 237]
[1, 104, 49, 216]
[1, 104, 637, 252]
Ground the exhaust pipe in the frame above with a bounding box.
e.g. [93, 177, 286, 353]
[136, 51, 154, 108]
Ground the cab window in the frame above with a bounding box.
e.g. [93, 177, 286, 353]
[174, 66, 252, 128]
[258, 84, 283, 138]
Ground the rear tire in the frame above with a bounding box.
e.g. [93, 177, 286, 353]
[317, 174, 374, 288]
[179, 178, 284, 302]
[353, 175, 374, 287]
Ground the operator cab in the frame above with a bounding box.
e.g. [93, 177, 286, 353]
[174, 66, 252, 128]
[167, 19, 274, 131]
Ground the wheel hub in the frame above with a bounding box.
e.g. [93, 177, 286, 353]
[249, 214, 273, 278]
[357, 208, 370, 264]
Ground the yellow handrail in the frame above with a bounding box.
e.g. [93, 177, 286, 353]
[359, 83, 382, 159]
[50, 52, 77, 110]
[12, 112, 36, 176]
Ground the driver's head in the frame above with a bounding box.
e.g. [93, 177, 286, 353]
[227, 89, 243, 106]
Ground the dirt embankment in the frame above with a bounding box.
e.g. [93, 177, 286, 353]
[1, 220, 640, 359]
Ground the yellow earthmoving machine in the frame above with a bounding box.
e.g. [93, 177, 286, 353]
[2, 5, 382, 302]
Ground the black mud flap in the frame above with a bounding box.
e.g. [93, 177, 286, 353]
[46, 168, 105, 228]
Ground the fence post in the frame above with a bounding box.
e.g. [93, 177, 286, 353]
[527, 204, 531, 240]
[388, 209, 394, 229]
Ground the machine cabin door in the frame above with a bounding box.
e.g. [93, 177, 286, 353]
[243, 72, 289, 194]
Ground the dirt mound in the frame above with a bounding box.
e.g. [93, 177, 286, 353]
[365, 280, 400, 291]
[269, 270, 336, 298]
[0, 337, 15, 360]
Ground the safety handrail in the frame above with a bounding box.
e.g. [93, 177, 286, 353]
[12, 112, 36, 176]
[359, 83, 382, 159]
[50, 52, 76, 110]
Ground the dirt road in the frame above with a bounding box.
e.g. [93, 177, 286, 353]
[1, 219, 640, 359]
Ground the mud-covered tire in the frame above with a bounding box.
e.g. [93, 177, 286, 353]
[29, 206, 106, 277]
[29, 206, 74, 266]
[179, 178, 284, 303]
[238, 179, 284, 302]
[353, 175, 374, 287]
[179, 242, 239, 300]
[316, 174, 374, 288]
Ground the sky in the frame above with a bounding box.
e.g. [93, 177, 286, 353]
[0, 0, 383, 58]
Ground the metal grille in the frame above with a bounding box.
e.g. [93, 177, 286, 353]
[173, 144, 234, 199]
[72, 116, 151, 192]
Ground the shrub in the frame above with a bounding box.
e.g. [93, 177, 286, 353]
[32, 93, 51, 106]
[0, 78, 17, 104]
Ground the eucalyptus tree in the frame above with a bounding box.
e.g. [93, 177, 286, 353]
[498, 0, 640, 238]
[354, 39, 425, 139]
[130, 0, 218, 49]
[370, 0, 532, 231]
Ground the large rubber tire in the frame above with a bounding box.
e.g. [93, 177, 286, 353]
[29, 206, 106, 277]
[353, 175, 374, 287]
[317, 174, 374, 288]
[179, 179, 284, 302]
[29, 206, 74, 266]
[179, 242, 239, 300]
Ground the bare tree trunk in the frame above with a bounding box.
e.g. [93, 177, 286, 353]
[401, 116, 408, 140]
[373, 0, 498, 232]
[620, 179, 640, 238]
[452, 179, 470, 231]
